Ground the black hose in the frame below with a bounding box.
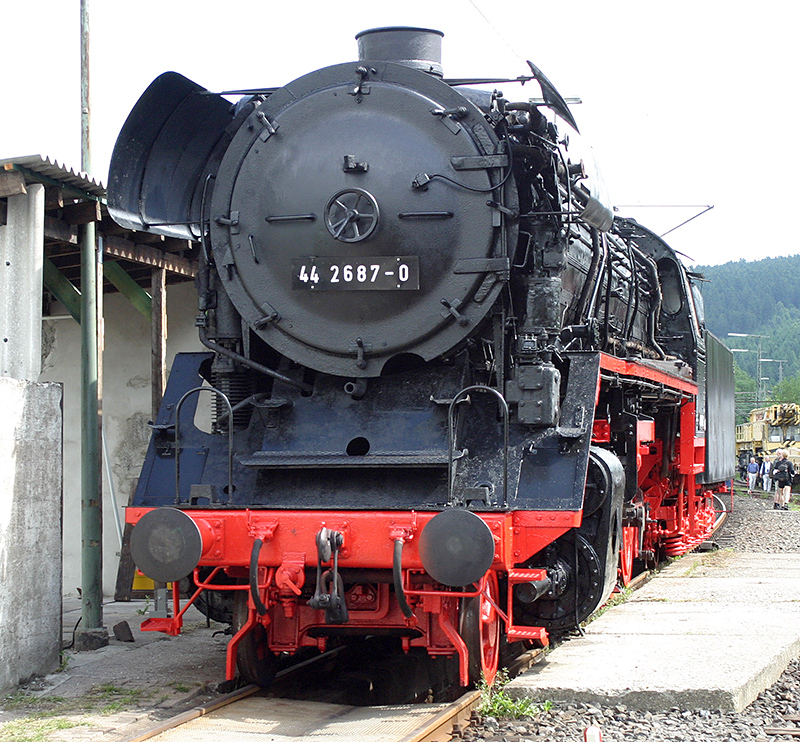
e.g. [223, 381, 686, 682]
[199, 327, 312, 393]
[586, 234, 608, 321]
[626, 243, 667, 359]
[63, 615, 82, 650]
[575, 227, 602, 322]
[249, 539, 268, 616]
[393, 540, 414, 618]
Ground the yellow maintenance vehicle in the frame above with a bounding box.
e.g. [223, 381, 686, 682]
[736, 403, 800, 473]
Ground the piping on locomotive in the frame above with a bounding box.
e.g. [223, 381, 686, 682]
[109, 27, 735, 687]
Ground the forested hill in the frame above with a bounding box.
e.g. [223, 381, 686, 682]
[694, 254, 800, 381]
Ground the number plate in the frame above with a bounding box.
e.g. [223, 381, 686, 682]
[292, 257, 420, 291]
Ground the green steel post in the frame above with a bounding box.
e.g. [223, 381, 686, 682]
[77, 220, 107, 648]
[75, 0, 108, 650]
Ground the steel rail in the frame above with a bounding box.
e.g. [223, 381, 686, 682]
[711, 492, 731, 535]
[398, 690, 481, 742]
[117, 683, 260, 742]
[119, 686, 483, 742]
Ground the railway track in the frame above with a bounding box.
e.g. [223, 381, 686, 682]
[764, 715, 800, 737]
[712, 492, 732, 533]
[120, 683, 482, 742]
[116, 536, 698, 742]
[116, 634, 550, 742]
[116, 513, 728, 742]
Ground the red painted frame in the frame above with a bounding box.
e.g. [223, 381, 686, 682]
[129, 351, 721, 685]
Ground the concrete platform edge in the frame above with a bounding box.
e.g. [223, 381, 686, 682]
[505, 552, 800, 712]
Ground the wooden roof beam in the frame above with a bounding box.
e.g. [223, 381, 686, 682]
[45, 186, 64, 210]
[62, 200, 102, 225]
[42, 214, 197, 277]
[0, 170, 26, 198]
[45, 215, 78, 244]
[102, 234, 197, 277]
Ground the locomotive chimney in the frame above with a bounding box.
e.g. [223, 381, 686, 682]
[356, 27, 444, 77]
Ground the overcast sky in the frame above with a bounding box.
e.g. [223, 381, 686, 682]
[2, 0, 797, 267]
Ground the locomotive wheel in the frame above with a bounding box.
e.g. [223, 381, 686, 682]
[618, 525, 637, 587]
[516, 533, 604, 634]
[232, 592, 278, 686]
[459, 571, 501, 686]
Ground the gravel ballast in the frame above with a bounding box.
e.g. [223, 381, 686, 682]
[467, 492, 800, 741]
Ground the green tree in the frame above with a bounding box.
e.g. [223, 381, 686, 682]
[770, 375, 800, 405]
[696, 255, 800, 382]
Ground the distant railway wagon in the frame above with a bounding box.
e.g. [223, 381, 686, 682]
[736, 404, 800, 473]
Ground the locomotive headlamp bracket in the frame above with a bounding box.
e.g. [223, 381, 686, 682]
[256, 110, 278, 134]
[215, 211, 239, 234]
[349, 65, 376, 99]
[343, 155, 369, 173]
[431, 106, 469, 119]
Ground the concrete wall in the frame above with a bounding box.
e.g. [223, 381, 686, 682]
[0, 183, 63, 691]
[0, 184, 44, 380]
[0, 378, 63, 693]
[40, 280, 203, 597]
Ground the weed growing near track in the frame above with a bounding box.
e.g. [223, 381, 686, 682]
[477, 670, 551, 719]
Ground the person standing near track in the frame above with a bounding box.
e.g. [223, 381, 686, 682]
[761, 454, 773, 493]
[772, 449, 795, 510]
[747, 456, 759, 494]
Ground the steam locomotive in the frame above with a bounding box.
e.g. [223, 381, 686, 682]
[109, 27, 735, 690]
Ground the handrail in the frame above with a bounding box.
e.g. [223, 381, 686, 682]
[174, 386, 234, 505]
[447, 385, 510, 506]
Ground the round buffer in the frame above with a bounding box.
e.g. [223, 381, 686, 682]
[419, 509, 496, 587]
[130, 507, 203, 584]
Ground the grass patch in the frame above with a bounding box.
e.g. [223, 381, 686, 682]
[676, 547, 734, 578]
[1, 694, 69, 714]
[677, 559, 702, 578]
[86, 684, 150, 714]
[0, 716, 83, 742]
[0, 682, 156, 740]
[477, 670, 551, 720]
[601, 585, 633, 610]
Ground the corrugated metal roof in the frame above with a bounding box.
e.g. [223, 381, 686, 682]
[0, 154, 106, 200]
[1, 154, 196, 293]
